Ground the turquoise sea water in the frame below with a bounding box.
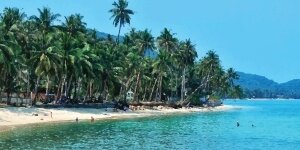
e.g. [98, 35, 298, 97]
[0, 99, 300, 150]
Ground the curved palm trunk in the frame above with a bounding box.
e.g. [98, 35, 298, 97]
[183, 64, 213, 104]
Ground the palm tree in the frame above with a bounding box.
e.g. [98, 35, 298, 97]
[30, 34, 62, 104]
[0, 7, 26, 104]
[176, 39, 197, 101]
[109, 0, 134, 43]
[58, 14, 87, 100]
[183, 50, 222, 104]
[0, 7, 26, 36]
[157, 28, 178, 53]
[151, 51, 171, 101]
[28, 8, 61, 104]
[157, 28, 179, 100]
[132, 29, 155, 102]
[0, 42, 14, 103]
[30, 7, 60, 34]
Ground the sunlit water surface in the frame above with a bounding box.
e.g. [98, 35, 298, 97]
[1, 99, 300, 149]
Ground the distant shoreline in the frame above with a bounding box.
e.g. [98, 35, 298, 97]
[0, 105, 238, 132]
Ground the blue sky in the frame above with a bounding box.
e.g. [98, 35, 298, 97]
[1, 0, 299, 83]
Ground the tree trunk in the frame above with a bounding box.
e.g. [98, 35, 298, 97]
[66, 74, 73, 98]
[176, 74, 178, 98]
[73, 78, 77, 101]
[117, 23, 122, 43]
[46, 75, 50, 102]
[84, 82, 90, 102]
[33, 76, 40, 105]
[26, 70, 30, 99]
[158, 75, 163, 101]
[89, 81, 93, 100]
[60, 76, 65, 99]
[6, 91, 11, 105]
[149, 77, 158, 101]
[0, 88, 2, 103]
[133, 72, 141, 102]
[142, 81, 151, 102]
[181, 67, 186, 101]
[77, 78, 82, 102]
[56, 78, 62, 103]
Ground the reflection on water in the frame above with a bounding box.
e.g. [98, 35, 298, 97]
[1, 100, 300, 149]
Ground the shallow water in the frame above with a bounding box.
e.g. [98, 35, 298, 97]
[1, 99, 300, 150]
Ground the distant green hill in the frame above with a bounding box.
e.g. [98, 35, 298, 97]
[235, 72, 300, 98]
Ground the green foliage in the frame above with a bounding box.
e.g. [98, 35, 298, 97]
[0, 4, 239, 106]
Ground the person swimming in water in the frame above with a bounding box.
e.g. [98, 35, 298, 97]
[237, 121, 240, 127]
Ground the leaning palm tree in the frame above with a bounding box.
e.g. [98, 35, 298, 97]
[109, 0, 134, 43]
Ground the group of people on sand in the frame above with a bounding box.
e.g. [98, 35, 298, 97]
[46, 111, 94, 123]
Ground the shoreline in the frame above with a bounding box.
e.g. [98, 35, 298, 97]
[0, 105, 239, 132]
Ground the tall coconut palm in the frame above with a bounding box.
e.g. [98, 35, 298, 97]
[0, 7, 26, 104]
[151, 51, 171, 101]
[135, 29, 155, 55]
[176, 39, 197, 101]
[0, 43, 14, 103]
[132, 29, 155, 102]
[30, 7, 60, 34]
[157, 28, 179, 100]
[29, 7, 61, 104]
[30, 32, 62, 105]
[157, 28, 178, 53]
[109, 0, 134, 43]
[58, 14, 87, 100]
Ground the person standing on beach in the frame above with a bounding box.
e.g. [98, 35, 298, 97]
[76, 117, 79, 123]
[50, 111, 52, 118]
[91, 116, 94, 122]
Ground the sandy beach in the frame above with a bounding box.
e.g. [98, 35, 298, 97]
[0, 105, 239, 132]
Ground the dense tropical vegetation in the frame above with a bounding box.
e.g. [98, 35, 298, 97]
[0, 0, 242, 106]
